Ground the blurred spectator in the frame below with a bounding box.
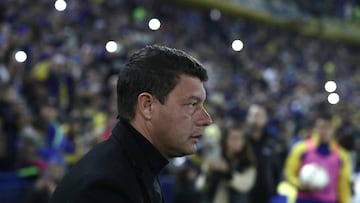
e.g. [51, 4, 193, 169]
[16, 118, 46, 171]
[36, 99, 66, 163]
[197, 124, 256, 203]
[0, 118, 5, 161]
[61, 116, 85, 166]
[245, 104, 282, 203]
[0, 84, 21, 170]
[20, 159, 65, 203]
[283, 113, 351, 203]
[174, 166, 202, 203]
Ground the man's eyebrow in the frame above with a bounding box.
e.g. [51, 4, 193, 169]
[187, 96, 203, 102]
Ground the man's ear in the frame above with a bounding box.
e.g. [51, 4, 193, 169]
[137, 92, 156, 120]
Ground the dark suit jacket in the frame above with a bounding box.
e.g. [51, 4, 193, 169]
[49, 121, 169, 203]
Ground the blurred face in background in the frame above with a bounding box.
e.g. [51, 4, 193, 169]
[246, 104, 268, 129]
[246, 104, 268, 140]
[313, 118, 335, 142]
[40, 105, 58, 122]
[226, 128, 245, 157]
[150, 75, 212, 158]
[1, 86, 17, 102]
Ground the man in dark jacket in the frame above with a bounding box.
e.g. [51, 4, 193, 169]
[49, 45, 212, 203]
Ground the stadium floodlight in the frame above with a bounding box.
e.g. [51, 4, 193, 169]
[105, 41, 118, 53]
[148, 18, 161, 31]
[328, 93, 340, 105]
[15, 51, 27, 63]
[55, 0, 67, 11]
[324, 81, 337, 93]
[232, 39, 244, 52]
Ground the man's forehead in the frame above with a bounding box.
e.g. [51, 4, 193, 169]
[176, 75, 205, 95]
[180, 88, 206, 101]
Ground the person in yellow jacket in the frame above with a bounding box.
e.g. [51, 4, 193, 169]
[283, 113, 351, 203]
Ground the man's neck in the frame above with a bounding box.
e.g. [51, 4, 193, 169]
[130, 120, 153, 144]
[129, 119, 169, 160]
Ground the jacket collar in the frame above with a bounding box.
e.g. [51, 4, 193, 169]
[111, 121, 168, 178]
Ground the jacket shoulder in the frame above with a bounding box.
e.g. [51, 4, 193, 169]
[50, 139, 142, 203]
[50, 171, 141, 203]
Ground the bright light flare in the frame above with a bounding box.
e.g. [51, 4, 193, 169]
[15, 51, 27, 63]
[328, 93, 340, 105]
[232, 39, 244, 52]
[55, 0, 67, 11]
[148, 18, 161, 31]
[324, 81, 337, 93]
[105, 41, 118, 53]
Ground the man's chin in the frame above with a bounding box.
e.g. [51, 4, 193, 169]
[171, 146, 197, 158]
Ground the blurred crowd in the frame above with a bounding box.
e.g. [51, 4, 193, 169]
[235, 0, 360, 20]
[293, 0, 360, 19]
[1, 0, 360, 202]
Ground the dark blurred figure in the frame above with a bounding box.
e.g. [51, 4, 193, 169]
[245, 104, 281, 203]
[45, 56, 75, 114]
[336, 120, 356, 153]
[20, 160, 65, 203]
[36, 99, 67, 162]
[61, 116, 86, 167]
[0, 118, 5, 163]
[16, 120, 46, 171]
[174, 166, 202, 203]
[0, 84, 21, 170]
[198, 124, 256, 203]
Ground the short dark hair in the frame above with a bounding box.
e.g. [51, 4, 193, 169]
[316, 111, 333, 122]
[117, 45, 208, 121]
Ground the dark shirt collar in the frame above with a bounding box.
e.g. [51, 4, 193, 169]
[316, 142, 331, 156]
[114, 121, 168, 178]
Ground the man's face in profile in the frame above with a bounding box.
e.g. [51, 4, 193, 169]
[151, 74, 212, 158]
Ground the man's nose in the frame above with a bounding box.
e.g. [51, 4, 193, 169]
[197, 107, 212, 127]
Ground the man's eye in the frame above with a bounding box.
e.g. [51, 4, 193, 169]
[188, 102, 197, 107]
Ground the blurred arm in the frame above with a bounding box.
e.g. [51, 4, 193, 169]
[284, 142, 307, 188]
[337, 148, 351, 203]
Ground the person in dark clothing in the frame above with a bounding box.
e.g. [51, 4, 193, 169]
[49, 45, 212, 203]
[21, 160, 65, 203]
[174, 166, 203, 203]
[245, 104, 281, 203]
[0, 84, 21, 170]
